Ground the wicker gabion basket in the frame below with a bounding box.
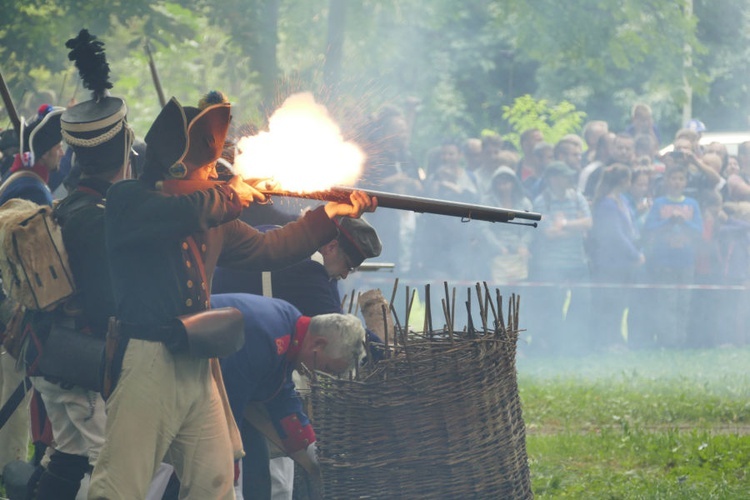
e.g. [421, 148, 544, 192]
[306, 283, 532, 499]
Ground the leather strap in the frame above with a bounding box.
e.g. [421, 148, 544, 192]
[0, 378, 31, 431]
[185, 235, 210, 308]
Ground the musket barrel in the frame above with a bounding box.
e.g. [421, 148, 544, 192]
[262, 186, 542, 224]
[157, 179, 541, 225]
[144, 42, 166, 108]
[0, 69, 21, 133]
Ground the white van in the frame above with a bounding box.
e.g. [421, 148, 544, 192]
[660, 131, 750, 156]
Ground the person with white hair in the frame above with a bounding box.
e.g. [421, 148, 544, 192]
[213, 292, 366, 496]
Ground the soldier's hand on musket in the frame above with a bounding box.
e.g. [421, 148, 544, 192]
[247, 177, 280, 193]
[227, 175, 269, 207]
[324, 190, 377, 219]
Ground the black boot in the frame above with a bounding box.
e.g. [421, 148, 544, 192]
[2, 460, 37, 500]
[33, 451, 88, 500]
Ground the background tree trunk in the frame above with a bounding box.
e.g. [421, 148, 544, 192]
[324, 0, 347, 94]
[257, 0, 280, 110]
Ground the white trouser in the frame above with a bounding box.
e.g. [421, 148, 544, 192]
[269, 457, 294, 500]
[230, 456, 294, 500]
[30, 376, 106, 465]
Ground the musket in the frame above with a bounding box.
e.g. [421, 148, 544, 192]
[158, 179, 542, 226]
[0, 69, 21, 134]
[144, 41, 166, 108]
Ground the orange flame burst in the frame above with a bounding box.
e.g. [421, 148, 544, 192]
[233, 92, 365, 192]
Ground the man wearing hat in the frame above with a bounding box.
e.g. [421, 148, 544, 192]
[88, 89, 376, 499]
[0, 102, 65, 488]
[213, 215, 382, 313]
[0, 104, 65, 206]
[6, 29, 136, 500]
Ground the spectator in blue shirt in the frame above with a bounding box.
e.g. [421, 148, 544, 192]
[641, 164, 703, 348]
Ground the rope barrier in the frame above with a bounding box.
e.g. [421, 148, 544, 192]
[349, 275, 750, 291]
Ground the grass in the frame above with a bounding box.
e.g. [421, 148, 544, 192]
[3, 349, 746, 499]
[518, 347, 750, 499]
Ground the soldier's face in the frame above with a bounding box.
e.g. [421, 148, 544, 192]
[39, 143, 64, 172]
[184, 161, 217, 181]
[323, 242, 355, 280]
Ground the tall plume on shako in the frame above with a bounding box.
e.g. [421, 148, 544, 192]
[66, 29, 112, 102]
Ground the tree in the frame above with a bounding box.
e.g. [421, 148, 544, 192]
[0, 0, 196, 119]
[1, 0, 748, 156]
[502, 95, 586, 149]
[500, 0, 705, 138]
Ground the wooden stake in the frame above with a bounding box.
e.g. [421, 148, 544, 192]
[477, 283, 487, 333]
[484, 282, 498, 327]
[442, 298, 454, 343]
[389, 278, 399, 310]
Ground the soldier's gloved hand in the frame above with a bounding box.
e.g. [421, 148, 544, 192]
[227, 175, 268, 207]
[306, 441, 319, 467]
[324, 190, 377, 219]
[248, 177, 280, 193]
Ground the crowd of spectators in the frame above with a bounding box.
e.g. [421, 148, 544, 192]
[355, 103, 750, 353]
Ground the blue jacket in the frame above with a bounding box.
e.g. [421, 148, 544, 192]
[214, 293, 316, 453]
[213, 254, 385, 355]
[0, 170, 53, 207]
[643, 195, 703, 269]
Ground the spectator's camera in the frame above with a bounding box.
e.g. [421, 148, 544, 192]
[668, 150, 687, 161]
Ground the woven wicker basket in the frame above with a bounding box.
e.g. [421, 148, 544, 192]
[304, 284, 532, 499]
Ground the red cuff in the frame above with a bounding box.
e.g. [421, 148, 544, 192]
[280, 414, 316, 453]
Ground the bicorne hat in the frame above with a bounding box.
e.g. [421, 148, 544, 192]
[20, 104, 64, 166]
[141, 92, 231, 182]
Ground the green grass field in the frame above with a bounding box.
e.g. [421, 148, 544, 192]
[3, 348, 747, 499]
[518, 348, 750, 499]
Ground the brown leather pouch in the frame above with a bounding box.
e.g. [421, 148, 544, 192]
[178, 307, 244, 358]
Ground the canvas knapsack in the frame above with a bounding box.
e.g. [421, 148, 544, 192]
[0, 197, 76, 311]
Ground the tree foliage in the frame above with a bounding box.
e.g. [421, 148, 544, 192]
[502, 95, 587, 149]
[0, 0, 748, 158]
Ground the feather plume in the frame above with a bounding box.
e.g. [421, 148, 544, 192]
[199, 90, 229, 109]
[66, 29, 112, 101]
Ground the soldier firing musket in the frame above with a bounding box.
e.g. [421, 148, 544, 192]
[159, 179, 541, 225]
[157, 91, 542, 226]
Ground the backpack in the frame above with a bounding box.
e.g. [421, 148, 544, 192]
[0, 196, 76, 312]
